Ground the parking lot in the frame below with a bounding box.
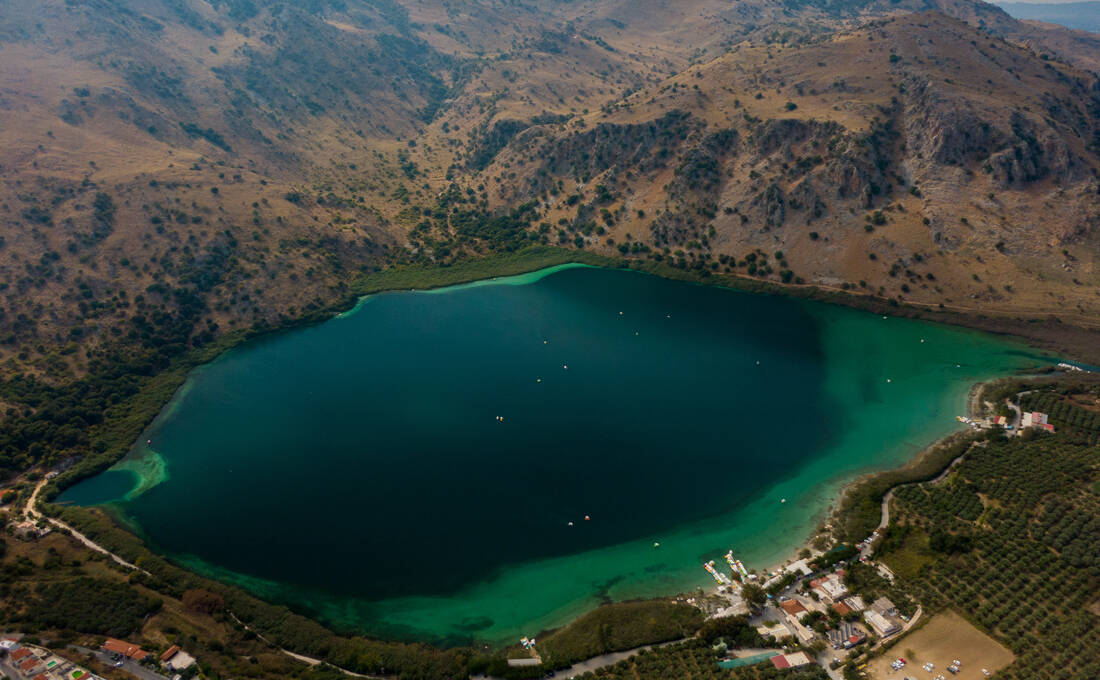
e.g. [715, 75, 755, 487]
[867, 611, 1014, 680]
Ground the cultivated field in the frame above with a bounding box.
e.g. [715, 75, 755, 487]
[868, 611, 1014, 680]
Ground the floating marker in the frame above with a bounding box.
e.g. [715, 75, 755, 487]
[886, 378, 892, 383]
[781, 498, 787, 503]
[563, 365, 568, 370]
[654, 542, 660, 548]
[619, 311, 623, 316]
[536, 378, 542, 383]
[584, 515, 591, 521]
[568, 521, 574, 526]
[544, 340, 548, 344]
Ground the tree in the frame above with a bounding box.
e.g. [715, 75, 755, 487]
[181, 589, 224, 615]
[742, 583, 767, 610]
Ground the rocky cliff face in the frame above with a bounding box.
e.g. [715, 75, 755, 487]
[476, 12, 1100, 317]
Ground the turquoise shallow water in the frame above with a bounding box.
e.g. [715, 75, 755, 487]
[61, 265, 1039, 645]
[719, 653, 779, 669]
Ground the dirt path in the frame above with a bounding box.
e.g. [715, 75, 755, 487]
[226, 613, 382, 679]
[28, 479, 381, 678]
[25, 478, 150, 575]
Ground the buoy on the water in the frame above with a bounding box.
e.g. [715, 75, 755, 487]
[563, 365, 568, 370]
[568, 521, 574, 527]
[544, 340, 548, 344]
[756, 361, 761, 365]
[634, 331, 639, 336]
[654, 542, 660, 548]
[619, 311, 623, 316]
[887, 378, 892, 383]
[584, 515, 591, 521]
[920, 339, 925, 343]
[537, 378, 542, 383]
[146, 439, 151, 445]
[781, 498, 787, 503]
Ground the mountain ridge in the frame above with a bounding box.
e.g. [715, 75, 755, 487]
[0, 0, 1098, 386]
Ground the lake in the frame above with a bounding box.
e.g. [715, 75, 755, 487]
[61, 264, 1037, 644]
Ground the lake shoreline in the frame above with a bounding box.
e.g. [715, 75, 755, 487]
[38, 249, 1077, 654]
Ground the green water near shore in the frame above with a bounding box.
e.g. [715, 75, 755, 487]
[62, 265, 1039, 645]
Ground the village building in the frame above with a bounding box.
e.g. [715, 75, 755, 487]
[826, 620, 866, 649]
[871, 597, 898, 617]
[9, 647, 33, 663]
[810, 571, 848, 602]
[160, 645, 197, 671]
[842, 595, 867, 611]
[864, 609, 900, 637]
[771, 652, 814, 669]
[777, 599, 815, 643]
[831, 600, 852, 616]
[10, 520, 48, 540]
[19, 656, 42, 676]
[755, 621, 791, 641]
[1021, 412, 1055, 432]
[778, 598, 807, 622]
[103, 638, 149, 661]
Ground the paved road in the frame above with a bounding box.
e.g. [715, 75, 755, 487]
[1007, 398, 1022, 429]
[541, 638, 691, 680]
[866, 439, 978, 560]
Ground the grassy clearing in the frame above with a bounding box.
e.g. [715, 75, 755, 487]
[350, 246, 616, 295]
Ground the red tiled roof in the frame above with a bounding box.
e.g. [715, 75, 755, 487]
[103, 638, 149, 660]
[160, 645, 181, 662]
[10, 648, 32, 661]
[34, 674, 48, 680]
[832, 602, 852, 616]
[20, 658, 39, 671]
[779, 599, 807, 616]
[771, 655, 791, 669]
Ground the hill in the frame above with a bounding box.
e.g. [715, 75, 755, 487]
[476, 12, 1100, 326]
[1, 0, 1100, 474]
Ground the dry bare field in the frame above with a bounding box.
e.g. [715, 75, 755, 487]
[868, 611, 1014, 680]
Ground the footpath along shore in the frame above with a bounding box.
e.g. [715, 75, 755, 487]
[23, 478, 381, 679]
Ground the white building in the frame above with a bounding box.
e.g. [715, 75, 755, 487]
[864, 610, 900, 637]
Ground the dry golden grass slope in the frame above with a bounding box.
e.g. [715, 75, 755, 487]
[0, 0, 1099, 383]
[481, 12, 1100, 324]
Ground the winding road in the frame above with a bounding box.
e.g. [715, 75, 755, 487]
[25, 478, 149, 574]
[25, 479, 377, 679]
